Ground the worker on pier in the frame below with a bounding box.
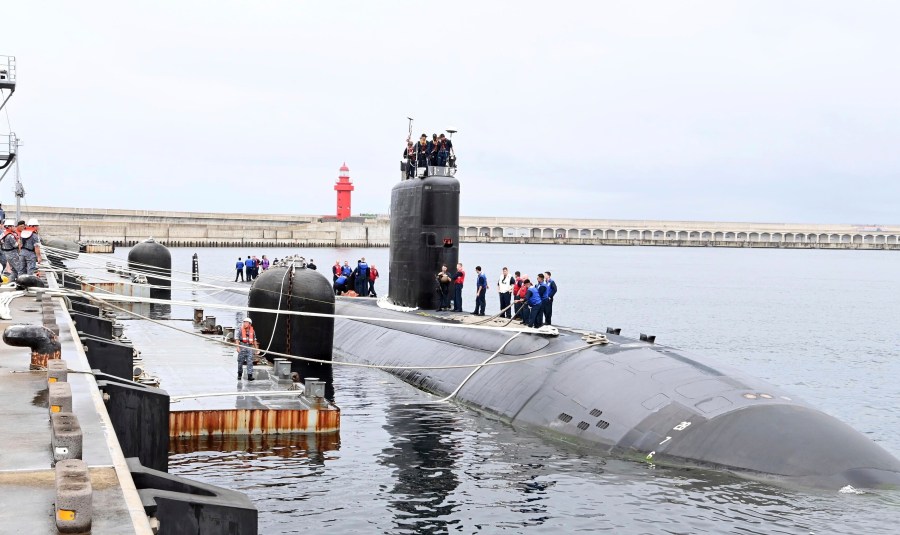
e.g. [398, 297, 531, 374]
[235, 317, 258, 380]
[0, 220, 19, 282]
[234, 257, 245, 282]
[20, 219, 42, 275]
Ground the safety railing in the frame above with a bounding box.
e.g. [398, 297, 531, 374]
[0, 55, 16, 88]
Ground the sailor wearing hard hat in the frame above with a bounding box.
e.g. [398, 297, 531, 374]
[0, 220, 18, 282]
[20, 218, 42, 276]
[234, 316, 258, 381]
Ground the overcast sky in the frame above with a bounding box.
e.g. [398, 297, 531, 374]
[2, 1, 898, 224]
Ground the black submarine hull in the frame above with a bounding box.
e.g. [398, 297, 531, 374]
[332, 297, 900, 489]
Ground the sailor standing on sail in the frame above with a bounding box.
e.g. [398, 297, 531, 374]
[0, 220, 18, 282]
[20, 219, 42, 276]
[235, 317, 258, 381]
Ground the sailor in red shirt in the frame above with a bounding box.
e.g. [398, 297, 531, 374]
[450, 262, 465, 312]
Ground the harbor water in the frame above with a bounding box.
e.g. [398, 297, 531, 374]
[136, 244, 899, 533]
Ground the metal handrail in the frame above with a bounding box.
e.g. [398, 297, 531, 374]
[0, 55, 16, 82]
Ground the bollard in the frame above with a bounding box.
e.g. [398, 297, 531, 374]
[15, 274, 46, 290]
[193, 308, 204, 324]
[304, 377, 326, 399]
[2, 324, 62, 369]
[51, 412, 83, 464]
[55, 459, 93, 534]
[274, 359, 292, 380]
[49, 381, 73, 415]
[48, 359, 68, 384]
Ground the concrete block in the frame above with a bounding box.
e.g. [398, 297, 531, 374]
[47, 359, 68, 384]
[51, 412, 83, 464]
[49, 381, 73, 415]
[55, 459, 93, 534]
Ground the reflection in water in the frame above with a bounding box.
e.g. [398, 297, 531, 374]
[379, 403, 462, 534]
[171, 432, 340, 466]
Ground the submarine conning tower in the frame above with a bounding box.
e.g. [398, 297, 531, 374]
[388, 173, 460, 310]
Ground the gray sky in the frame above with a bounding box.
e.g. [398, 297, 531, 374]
[2, 1, 898, 224]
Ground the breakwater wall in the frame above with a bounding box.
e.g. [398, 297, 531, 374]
[27, 206, 391, 247]
[25, 205, 900, 250]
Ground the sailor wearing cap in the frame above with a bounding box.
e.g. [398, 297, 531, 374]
[235, 317, 258, 380]
[20, 218, 42, 276]
[0, 220, 18, 282]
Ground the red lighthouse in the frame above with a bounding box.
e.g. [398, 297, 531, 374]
[334, 162, 354, 220]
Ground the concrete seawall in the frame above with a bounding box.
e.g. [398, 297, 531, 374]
[24, 205, 900, 250]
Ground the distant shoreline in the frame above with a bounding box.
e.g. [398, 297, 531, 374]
[25, 204, 900, 251]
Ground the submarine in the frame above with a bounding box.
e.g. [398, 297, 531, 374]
[238, 153, 900, 490]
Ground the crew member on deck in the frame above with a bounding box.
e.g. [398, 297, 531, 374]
[234, 257, 245, 282]
[334, 274, 349, 295]
[235, 317, 258, 381]
[451, 262, 465, 312]
[416, 134, 430, 178]
[403, 141, 416, 178]
[307, 259, 317, 270]
[355, 258, 369, 296]
[368, 263, 379, 297]
[437, 133, 453, 167]
[436, 265, 451, 311]
[525, 279, 544, 328]
[497, 267, 514, 318]
[473, 266, 487, 316]
[543, 271, 557, 325]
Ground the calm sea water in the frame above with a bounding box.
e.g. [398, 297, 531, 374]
[135, 244, 900, 534]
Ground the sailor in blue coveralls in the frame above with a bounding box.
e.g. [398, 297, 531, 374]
[235, 317, 257, 380]
[473, 266, 487, 316]
[524, 280, 544, 328]
[543, 271, 557, 325]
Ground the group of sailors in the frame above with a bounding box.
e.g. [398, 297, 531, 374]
[332, 258, 379, 297]
[0, 218, 43, 281]
[436, 264, 557, 328]
[403, 132, 455, 178]
[234, 255, 319, 282]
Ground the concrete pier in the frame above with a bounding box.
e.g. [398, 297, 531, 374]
[0, 290, 152, 533]
[23, 204, 900, 250]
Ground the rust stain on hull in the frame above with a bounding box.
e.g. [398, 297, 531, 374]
[170, 408, 340, 438]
